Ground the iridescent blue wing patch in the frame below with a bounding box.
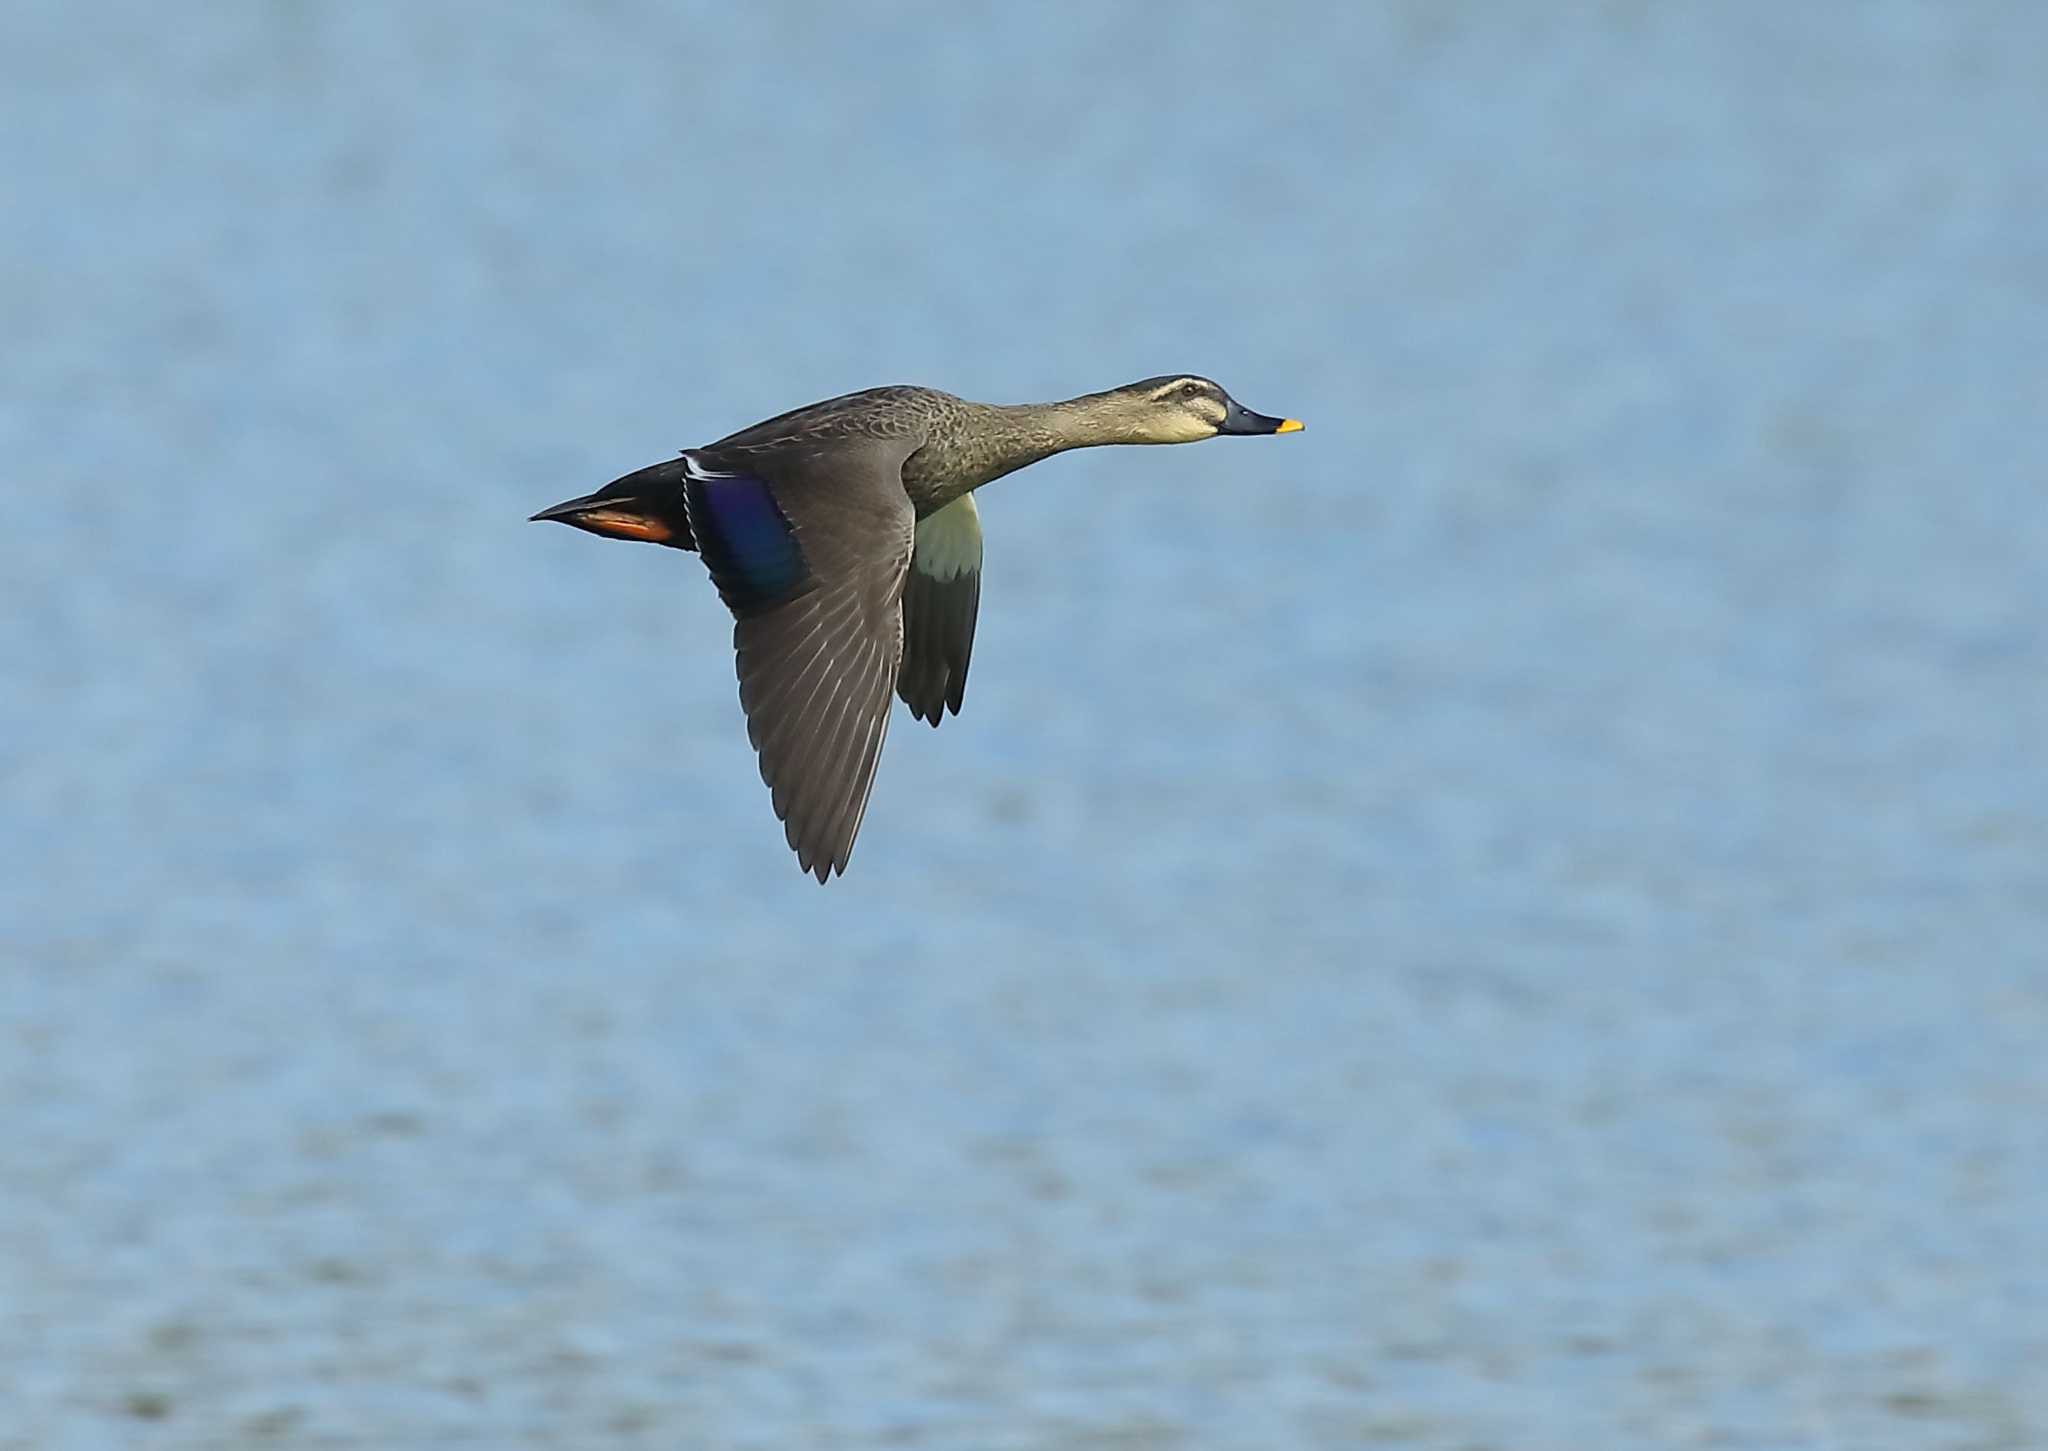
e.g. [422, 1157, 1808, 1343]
[684, 465, 810, 613]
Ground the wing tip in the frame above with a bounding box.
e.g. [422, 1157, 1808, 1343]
[791, 840, 842, 884]
[901, 687, 962, 728]
[795, 846, 848, 884]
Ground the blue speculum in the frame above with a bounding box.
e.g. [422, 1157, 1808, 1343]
[691, 475, 808, 609]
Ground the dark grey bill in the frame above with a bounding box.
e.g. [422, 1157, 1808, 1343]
[1217, 398, 1304, 435]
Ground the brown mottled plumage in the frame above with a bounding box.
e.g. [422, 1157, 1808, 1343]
[532, 376, 1301, 881]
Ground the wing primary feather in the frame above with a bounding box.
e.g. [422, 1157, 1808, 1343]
[808, 638, 891, 877]
[741, 594, 851, 728]
[793, 636, 877, 866]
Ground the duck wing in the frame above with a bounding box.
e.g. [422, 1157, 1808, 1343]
[681, 440, 917, 882]
[897, 495, 983, 726]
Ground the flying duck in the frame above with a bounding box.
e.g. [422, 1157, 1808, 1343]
[533, 376, 1300, 881]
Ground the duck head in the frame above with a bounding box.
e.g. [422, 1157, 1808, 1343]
[1084, 375, 1303, 445]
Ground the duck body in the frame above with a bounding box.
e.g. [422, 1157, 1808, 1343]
[720, 386, 1009, 514]
[533, 376, 1299, 881]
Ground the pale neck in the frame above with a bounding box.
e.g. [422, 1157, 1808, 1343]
[993, 391, 1141, 454]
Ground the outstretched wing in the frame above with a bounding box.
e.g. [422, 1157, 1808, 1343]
[681, 445, 916, 882]
[897, 494, 983, 726]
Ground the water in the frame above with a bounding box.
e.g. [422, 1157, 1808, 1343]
[4, 3, 2045, 1446]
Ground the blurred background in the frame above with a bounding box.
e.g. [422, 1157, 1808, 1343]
[4, 3, 2045, 1447]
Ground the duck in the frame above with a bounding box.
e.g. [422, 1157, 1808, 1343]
[532, 375, 1302, 882]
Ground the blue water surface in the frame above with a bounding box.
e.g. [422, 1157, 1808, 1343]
[3, 4, 2045, 1447]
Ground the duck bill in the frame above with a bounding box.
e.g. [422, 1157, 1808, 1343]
[530, 458, 693, 546]
[1217, 400, 1304, 436]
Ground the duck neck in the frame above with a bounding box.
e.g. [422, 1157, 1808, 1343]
[910, 392, 1142, 512]
[987, 392, 1134, 469]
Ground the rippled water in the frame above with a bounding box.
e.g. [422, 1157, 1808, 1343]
[4, 3, 2046, 1447]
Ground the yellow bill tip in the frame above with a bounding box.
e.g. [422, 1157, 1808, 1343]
[1275, 418, 1304, 433]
